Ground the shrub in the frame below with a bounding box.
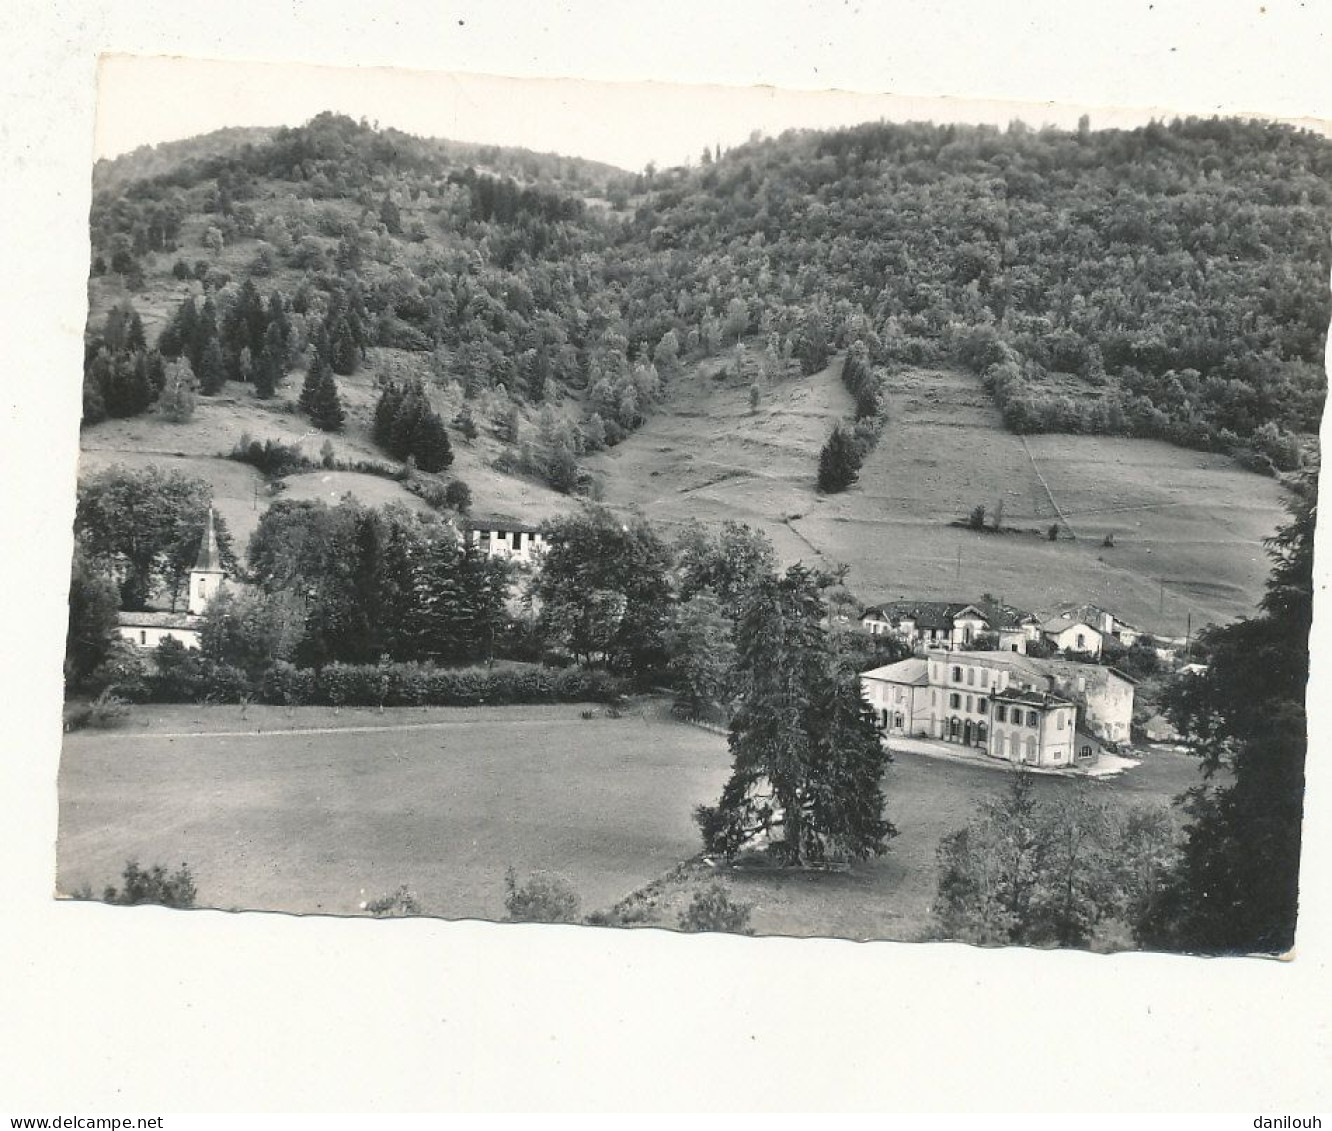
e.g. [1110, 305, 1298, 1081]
[365, 885, 422, 917]
[64, 689, 132, 732]
[678, 883, 755, 934]
[101, 860, 198, 909]
[503, 868, 581, 924]
[260, 661, 318, 707]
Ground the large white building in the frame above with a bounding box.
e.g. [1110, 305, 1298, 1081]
[861, 648, 1128, 768]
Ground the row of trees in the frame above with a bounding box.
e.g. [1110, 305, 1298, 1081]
[816, 345, 891, 492]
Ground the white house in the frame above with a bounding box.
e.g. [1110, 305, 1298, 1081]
[116, 508, 226, 651]
[861, 650, 1086, 768]
[1039, 615, 1103, 657]
[467, 515, 547, 564]
[1056, 602, 1146, 647]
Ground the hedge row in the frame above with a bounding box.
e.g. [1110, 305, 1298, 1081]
[131, 653, 625, 708]
[259, 661, 624, 707]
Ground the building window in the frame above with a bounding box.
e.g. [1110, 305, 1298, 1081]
[198, 577, 207, 595]
[1081, 745, 1093, 758]
[977, 722, 988, 746]
[949, 693, 961, 709]
[1057, 715, 1065, 730]
[1027, 710, 1038, 728]
[894, 713, 904, 729]
[881, 709, 889, 728]
[996, 704, 1007, 722]
[965, 695, 973, 712]
[966, 668, 975, 686]
[951, 665, 962, 682]
[514, 532, 524, 551]
[979, 669, 989, 687]
[140, 630, 146, 645]
[1076, 633, 1086, 649]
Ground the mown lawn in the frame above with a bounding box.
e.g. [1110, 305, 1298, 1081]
[57, 701, 1202, 939]
[58, 702, 733, 920]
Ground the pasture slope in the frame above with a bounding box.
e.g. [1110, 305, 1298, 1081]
[589, 354, 1289, 636]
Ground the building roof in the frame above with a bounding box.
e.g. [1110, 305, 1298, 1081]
[468, 515, 545, 535]
[861, 599, 974, 631]
[1040, 614, 1099, 636]
[861, 657, 929, 686]
[1057, 602, 1146, 636]
[862, 598, 1036, 633]
[192, 508, 223, 572]
[117, 611, 202, 630]
[923, 647, 1050, 685]
[1027, 656, 1139, 687]
[991, 686, 1075, 709]
[972, 599, 1037, 629]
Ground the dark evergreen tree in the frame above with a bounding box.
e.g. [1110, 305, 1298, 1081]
[817, 423, 861, 493]
[412, 408, 454, 473]
[199, 337, 227, 395]
[299, 358, 324, 416]
[695, 564, 895, 865]
[308, 362, 346, 432]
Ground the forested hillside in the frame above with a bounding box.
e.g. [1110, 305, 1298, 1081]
[85, 111, 1329, 486]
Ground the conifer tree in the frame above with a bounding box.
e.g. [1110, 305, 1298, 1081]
[299, 358, 324, 416]
[200, 337, 227, 395]
[817, 423, 861, 493]
[413, 408, 454, 473]
[308, 362, 345, 432]
[695, 564, 895, 865]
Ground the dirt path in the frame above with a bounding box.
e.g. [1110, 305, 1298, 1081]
[75, 715, 623, 742]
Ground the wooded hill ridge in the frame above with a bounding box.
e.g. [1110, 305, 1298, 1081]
[87, 111, 1329, 476]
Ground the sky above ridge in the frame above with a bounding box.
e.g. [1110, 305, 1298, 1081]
[96, 55, 1325, 175]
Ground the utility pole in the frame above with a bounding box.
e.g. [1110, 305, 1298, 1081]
[956, 546, 962, 584]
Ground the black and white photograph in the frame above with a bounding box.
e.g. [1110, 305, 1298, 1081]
[56, 53, 1323, 956]
[4, 1, 1332, 1115]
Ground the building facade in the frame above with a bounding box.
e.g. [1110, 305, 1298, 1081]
[860, 599, 1040, 654]
[861, 649, 1085, 768]
[466, 516, 547, 564]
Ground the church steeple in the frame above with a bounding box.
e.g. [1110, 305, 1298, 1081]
[187, 507, 226, 615]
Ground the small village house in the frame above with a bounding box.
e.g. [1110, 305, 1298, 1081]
[466, 515, 547, 564]
[116, 507, 226, 651]
[1056, 602, 1146, 647]
[1038, 614, 1103, 657]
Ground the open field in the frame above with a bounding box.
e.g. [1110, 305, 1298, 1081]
[57, 702, 1200, 938]
[57, 702, 733, 920]
[589, 356, 1289, 636]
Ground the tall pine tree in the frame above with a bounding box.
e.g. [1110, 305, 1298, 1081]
[696, 564, 895, 865]
[308, 361, 345, 432]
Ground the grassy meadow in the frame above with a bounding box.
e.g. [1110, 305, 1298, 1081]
[588, 355, 1289, 636]
[57, 700, 1199, 939]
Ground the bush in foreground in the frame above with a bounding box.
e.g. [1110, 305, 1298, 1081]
[677, 883, 755, 935]
[504, 868, 581, 924]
